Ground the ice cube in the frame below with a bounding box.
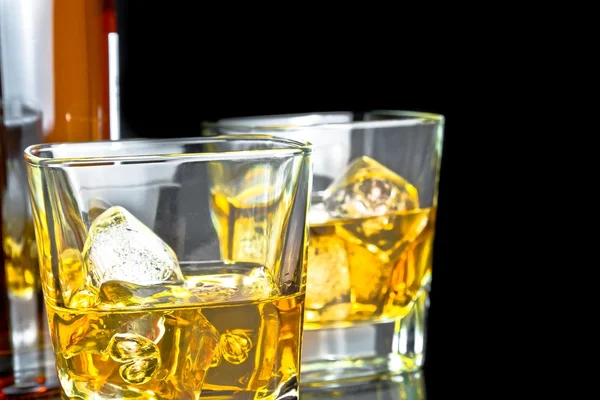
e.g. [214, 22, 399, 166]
[305, 233, 351, 321]
[307, 193, 330, 225]
[186, 265, 279, 304]
[52, 311, 113, 359]
[164, 310, 220, 394]
[53, 310, 166, 362]
[96, 280, 195, 309]
[246, 302, 280, 392]
[346, 241, 388, 304]
[186, 277, 239, 304]
[82, 206, 184, 292]
[323, 156, 419, 219]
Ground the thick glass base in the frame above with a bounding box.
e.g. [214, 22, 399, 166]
[300, 292, 428, 388]
[1, 297, 58, 398]
[301, 371, 425, 400]
[197, 376, 298, 400]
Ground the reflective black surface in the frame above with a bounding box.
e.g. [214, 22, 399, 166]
[113, 5, 461, 398]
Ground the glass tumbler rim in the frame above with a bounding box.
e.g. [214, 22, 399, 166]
[202, 109, 445, 132]
[24, 135, 312, 167]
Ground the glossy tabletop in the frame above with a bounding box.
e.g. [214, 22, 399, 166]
[1, 371, 426, 399]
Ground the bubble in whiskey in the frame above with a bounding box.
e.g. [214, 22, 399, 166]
[220, 330, 253, 365]
[119, 357, 160, 385]
[107, 333, 160, 363]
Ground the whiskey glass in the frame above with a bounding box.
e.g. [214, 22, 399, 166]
[205, 111, 444, 386]
[24, 136, 312, 399]
[1, 100, 57, 395]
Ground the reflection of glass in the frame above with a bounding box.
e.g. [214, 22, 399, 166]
[302, 372, 426, 400]
[10, 372, 427, 400]
[205, 111, 444, 387]
[1, 0, 119, 394]
[0, 0, 118, 142]
[25, 137, 311, 399]
[0, 101, 57, 394]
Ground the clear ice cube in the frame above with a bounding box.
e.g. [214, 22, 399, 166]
[323, 156, 420, 219]
[307, 194, 330, 225]
[82, 206, 184, 292]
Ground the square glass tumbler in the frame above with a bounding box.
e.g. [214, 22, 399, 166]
[23, 136, 312, 399]
[1, 100, 58, 395]
[205, 111, 444, 387]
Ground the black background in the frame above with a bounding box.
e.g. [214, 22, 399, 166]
[116, 2, 474, 398]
